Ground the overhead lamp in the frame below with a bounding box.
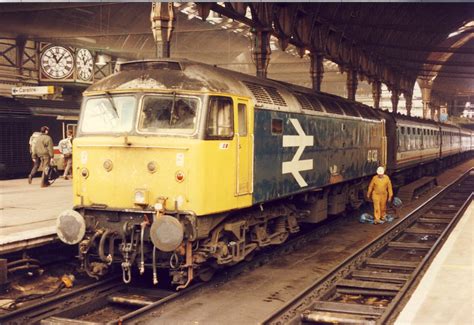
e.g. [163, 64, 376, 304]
[96, 53, 111, 66]
[448, 20, 474, 38]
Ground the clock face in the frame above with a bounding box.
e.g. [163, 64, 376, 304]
[41, 46, 74, 79]
[76, 48, 94, 81]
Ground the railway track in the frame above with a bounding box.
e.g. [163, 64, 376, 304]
[263, 170, 474, 325]
[3, 170, 471, 324]
[0, 273, 199, 325]
[1, 207, 345, 325]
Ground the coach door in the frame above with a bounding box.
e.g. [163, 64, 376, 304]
[235, 98, 252, 196]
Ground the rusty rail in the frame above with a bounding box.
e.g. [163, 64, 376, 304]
[262, 169, 474, 325]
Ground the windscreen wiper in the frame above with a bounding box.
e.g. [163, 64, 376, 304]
[104, 91, 119, 117]
[169, 91, 176, 125]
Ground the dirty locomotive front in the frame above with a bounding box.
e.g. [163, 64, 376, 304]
[56, 59, 471, 288]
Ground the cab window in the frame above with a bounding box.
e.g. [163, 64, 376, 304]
[81, 96, 136, 134]
[206, 97, 234, 139]
[138, 95, 198, 134]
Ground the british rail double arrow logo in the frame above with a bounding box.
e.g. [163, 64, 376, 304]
[282, 118, 314, 187]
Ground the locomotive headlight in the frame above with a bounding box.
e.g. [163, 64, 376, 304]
[56, 210, 86, 245]
[134, 189, 149, 205]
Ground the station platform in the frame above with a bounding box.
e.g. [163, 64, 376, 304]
[0, 177, 72, 254]
[395, 195, 473, 325]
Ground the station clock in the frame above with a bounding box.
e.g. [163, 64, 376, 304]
[40, 45, 74, 79]
[76, 48, 94, 81]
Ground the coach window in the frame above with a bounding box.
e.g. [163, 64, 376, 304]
[66, 124, 77, 137]
[400, 127, 405, 151]
[206, 97, 234, 139]
[397, 128, 401, 149]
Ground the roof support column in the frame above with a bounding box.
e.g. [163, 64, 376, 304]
[309, 52, 324, 92]
[346, 69, 358, 101]
[16, 36, 26, 74]
[431, 103, 439, 121]
[150, 2, 175, 59]
[372, 80, 381, 109]
[251, 28, 272, 78]
[418, 79, 433, 119]
[404, 92, 413, 117]
[391, 89, 400, 114]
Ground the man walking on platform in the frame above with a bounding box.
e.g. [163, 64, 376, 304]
[28, 126, 54, 187]
[28, 129, 42, 184]
[367, 166, 393, 224]
[58, 130, 73, 179]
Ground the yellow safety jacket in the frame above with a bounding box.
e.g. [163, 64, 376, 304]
[368, 175, 393, 200]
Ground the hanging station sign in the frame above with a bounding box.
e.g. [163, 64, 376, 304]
[11, 85, 55, 96]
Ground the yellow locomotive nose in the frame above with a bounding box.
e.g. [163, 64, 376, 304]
[56, 210, 86, 245]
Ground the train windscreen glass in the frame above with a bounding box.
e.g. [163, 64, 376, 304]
[81, 96, 136, 133]
[138, 96, 199, 134]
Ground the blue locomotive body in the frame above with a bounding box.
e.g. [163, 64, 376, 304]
[252, 109, 383, 204]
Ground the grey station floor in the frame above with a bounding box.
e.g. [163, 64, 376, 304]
[395, 198, 473, 325]
[0, 159, 473, 324]
[0, 176, 72, 254]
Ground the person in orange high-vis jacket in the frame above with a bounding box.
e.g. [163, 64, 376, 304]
[367, 166, 393, 224]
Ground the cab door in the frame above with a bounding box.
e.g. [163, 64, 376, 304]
[235, 98, 252, 196]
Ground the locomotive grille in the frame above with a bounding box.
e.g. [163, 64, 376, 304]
[243, 81, 273, 105]
[294, 93, 313, 111]
[263, 86, 287, 106]
[294, 93, 324, 112]
[306, 94, 324, 111]
[337, 101, 360, 117]
[119, 61, 182, 71]
[242, 81, 287, 107]
[318, 96, 344, 115]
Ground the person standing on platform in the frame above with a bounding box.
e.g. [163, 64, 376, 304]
[58, 130, 73, 180]
[28, 129, 42, 184]
[29, 126, 54, 187]
[367, 166, 393, 224]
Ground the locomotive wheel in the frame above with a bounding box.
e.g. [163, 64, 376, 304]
[198, 267, 216, 282]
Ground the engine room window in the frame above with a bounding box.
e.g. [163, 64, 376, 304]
[81, 95, 136, 134]
[206, 97, 234, 139]
[271, 118, 283, 134]
[138, 95, 198, 134]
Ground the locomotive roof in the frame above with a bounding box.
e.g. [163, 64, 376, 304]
[86, 59, 383, 121]
[85, 59, 468, 130]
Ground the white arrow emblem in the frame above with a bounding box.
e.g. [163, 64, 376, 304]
[282, 118, 314, 187]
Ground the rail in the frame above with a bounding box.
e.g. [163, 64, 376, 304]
[262, 169, 473, 325]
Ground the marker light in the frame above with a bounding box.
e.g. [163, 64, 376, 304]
[103, 159, 113, 172]
[175, 171, 185, 182]
[147, 161, 157, 173]
[81, 168, 89, 178]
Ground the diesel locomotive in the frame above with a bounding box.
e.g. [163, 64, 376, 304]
[56, 59, 473, 288]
